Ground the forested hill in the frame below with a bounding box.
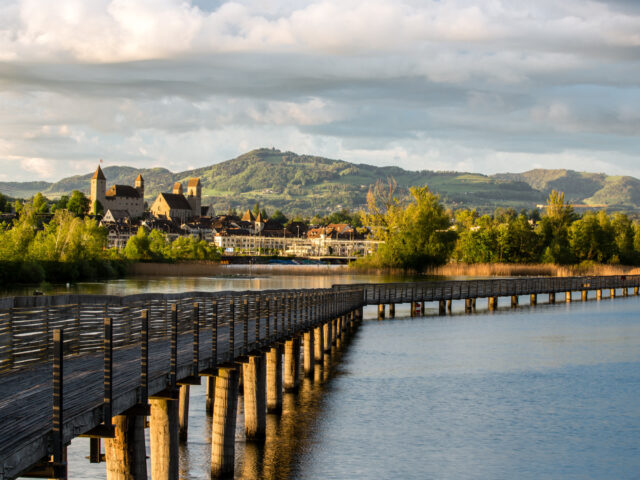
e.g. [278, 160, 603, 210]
[2, 149, 639, 215]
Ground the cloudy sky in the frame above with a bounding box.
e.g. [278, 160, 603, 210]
[1, 0, 640, 182]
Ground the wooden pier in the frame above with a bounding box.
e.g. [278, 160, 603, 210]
[0, 275, 639, 479]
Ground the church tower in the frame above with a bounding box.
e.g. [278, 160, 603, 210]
[135, 174, 144, 198]
[90, 165, 106, 211]
[187, 178, 201, 217]
[173, 182, 183, 195]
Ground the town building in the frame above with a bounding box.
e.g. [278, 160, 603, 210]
[150, 179, 202, 223]
[90, 166, 145, 218]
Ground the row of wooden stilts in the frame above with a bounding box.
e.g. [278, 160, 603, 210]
[96, 308, 363, 480]
[377, 286, 640, 319]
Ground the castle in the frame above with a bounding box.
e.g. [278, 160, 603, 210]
[90, 166, 145, 218]
[150, 178, 202, 223]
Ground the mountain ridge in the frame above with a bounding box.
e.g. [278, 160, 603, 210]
[1, 149, 638, 215]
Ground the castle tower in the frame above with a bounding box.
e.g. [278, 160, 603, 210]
[187, 178, 201, 217]
[90, 165, 106, 211]
[173, 182, 183, 195]
[135, 174, 144, 198]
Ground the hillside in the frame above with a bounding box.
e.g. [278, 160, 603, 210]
[1, 149, 638, 215]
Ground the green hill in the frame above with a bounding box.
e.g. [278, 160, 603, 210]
[2, 149, 639, 215]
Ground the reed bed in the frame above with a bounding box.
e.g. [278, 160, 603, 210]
[425, 263, 640, 278]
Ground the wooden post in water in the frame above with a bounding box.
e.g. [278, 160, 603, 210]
[266, 345, 282, 413]
[206, 377, 215, 415]
[610, 288, 616, 298]
[149, 397, 179, 480]
[323, 322, 331, 352]
[465, 298, 472, 313]
[488, 297, 498, 311]
[243, 354, 266, 441]
[211, 367, 239, 478]
[596, 289, 602, 300]
[565, 291, 572, 302]
[283, 337, 301, 392]
[303, 330, 314, 377]
[410, 302, 416, 317]
[178, 385, 190, 442]
[471, 298, 476, 311]
[447, 299, 452, 312]
[582, 290, 588, 301]
[104, 414, 147, 480]
[421, 301, 426, 315]
[530, 294, 537, 306]
[549, 292, 555, 303]
[388, 303, 395, 318]
[623, 287, 628, 297]
[635, 286, 639, 296]
[438, 300, 446, 315]
[511, 295, 518, 308]
[377, 304, 385, 320]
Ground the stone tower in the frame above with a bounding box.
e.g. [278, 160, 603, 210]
[135, 174, 144, 199]
[90, 165, 106, 210]
[173, 182, 183, 195]
[187, 178, 201, 217]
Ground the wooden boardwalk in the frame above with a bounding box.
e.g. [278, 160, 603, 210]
[0, 275, 639, 479]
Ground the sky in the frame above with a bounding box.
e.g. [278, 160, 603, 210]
[1, 0, 640, 182]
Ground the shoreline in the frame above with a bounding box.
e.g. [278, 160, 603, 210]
[128, 261, 352, 276]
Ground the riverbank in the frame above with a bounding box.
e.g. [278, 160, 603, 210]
[128, 261, 351, 276]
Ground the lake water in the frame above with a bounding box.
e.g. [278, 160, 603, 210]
[49, 277, 640, 479]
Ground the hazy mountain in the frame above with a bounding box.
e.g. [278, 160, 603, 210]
[2, 149, 639, 215]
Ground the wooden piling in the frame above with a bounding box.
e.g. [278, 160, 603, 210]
[438, 300, 446, 315]
[104, 414, 147, 480]
[323, 322, 331, 352]
[549, 292, 555, 303]
[303, 330, 314, 377]
[388, 303, 395, 318]
[149, 398, 179, 480]
[206, 377, 215, 415]
[211, 367, 239, 478]
[610, 288, 616, 298]
[596, 289, 602, 300]
[465, 298, 472, 313]
[582, 290, 588, 301]
[283, 337, 300, 392]
[266, 345, 282, 413]
[623, 287, 628, 297]
[178, 384, 189, 442]
[421, 301, 425, 315]
[530, 293, 537, 306]
[314, 325, 324, 363]
[447, 299, 452, 312]
[565, 291, 572, 302]
[511, 295, 518, 308]
[488, 297, 498, 311]
[243, 355, 266, 441]
[377, 304, 385, 320]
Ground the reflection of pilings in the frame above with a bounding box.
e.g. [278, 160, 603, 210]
[104, 414, 147, 480]
[150, 397, 179, 480]
[178, 385, 190, 442]
[243, 354, 266, 441]
[206, 377, 215, 415]
[283, 337, 301, 392]
[303, 330, 314, 378]
[211, 367, 239, 478]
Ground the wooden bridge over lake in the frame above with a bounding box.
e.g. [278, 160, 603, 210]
[1, 274, 639, 480]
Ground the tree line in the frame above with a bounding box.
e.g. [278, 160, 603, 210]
[361, 181, 640, 271]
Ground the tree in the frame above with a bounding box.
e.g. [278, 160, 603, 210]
[31, 193, 49, 214]
[93, 200, 104, 216]
[0, 192, 8, 212]
[123, 227, 151, 261]
[362, 180, 456, 270]
[271, 210, 288, 224]
[67, 190, 90, 216]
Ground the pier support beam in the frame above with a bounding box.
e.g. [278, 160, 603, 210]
[323, 323, 331, 352]
[610, 288, 616, 298]
[623, 287, 628, 297]
[377, 304, 385, 320]
[243, 355, 266, 441]
[211, 367, 239, 478]
[549, 292, 555, 304]
[488, 297, 498, 311]
[447, 299, 452, 312]
[421, 302, 425, 315]
[266, 346, 282, 413]
[314, 326, 324, 364]
[206, 377, 215, 415]
[530, 294, 537, 306]
[511, 295, 518, 308]
[178, 385, 189, 442]
[150, 397, 179, 480]
[465, 298, 473, 313]
[635, 287, 639, 296]
[388, 303, 395, 318]
[565, 291, 572, 302]
[104, 414, 147, 480]
[303, 330, 314, 377]
[596, 289, 602, 300]
[283, 337, 301, 392]
[582, 290, 588, 301]
[438, 300, 446, 315]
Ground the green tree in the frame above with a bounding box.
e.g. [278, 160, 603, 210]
[123, 227, 151, 261]
[0, 192, 8, 212]
[362, 180, 456, 270]
[67, 190, 90, 216]
[93, 200, 104, 216]
[31, 193, 49, 214]
[270, 209, 288, 224]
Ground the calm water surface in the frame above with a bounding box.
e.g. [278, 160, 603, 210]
[55, 278, 640, 479]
